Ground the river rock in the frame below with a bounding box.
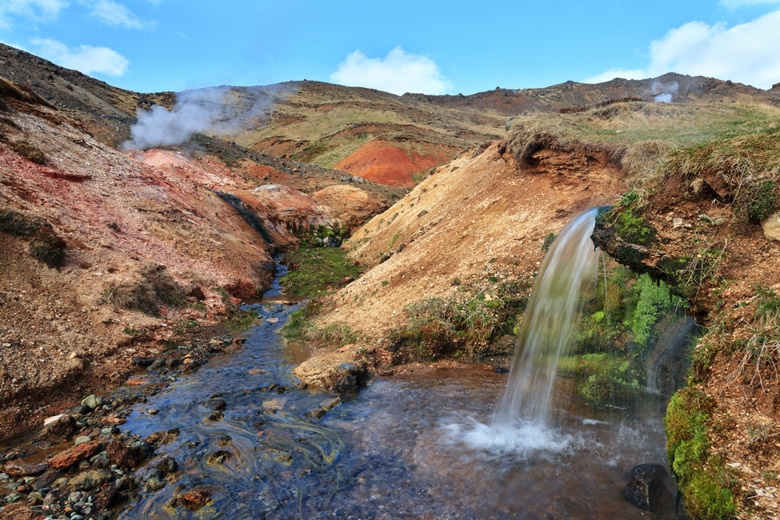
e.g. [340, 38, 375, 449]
[1, 460, 46, 477]
[179, 487, 211, 510]
[81, 394, 103, 411]
[623, 463, 674, 512]
[203, 398, 227, 411]
[106, 439, 149, 469]
[292, 344, 368, 394]
[332, 363, 368, 394]
[40, 413, 76, 440]
[49, 440, 100, 469]
[68, 468, 112, 491]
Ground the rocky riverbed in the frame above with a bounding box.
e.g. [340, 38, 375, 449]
[0, 334, 239, 519]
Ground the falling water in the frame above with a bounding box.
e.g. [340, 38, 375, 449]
[493, 207, 602, 427]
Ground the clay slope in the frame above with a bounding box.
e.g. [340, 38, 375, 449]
[0, 89, 381, 439]
[316, 142, 624, 338]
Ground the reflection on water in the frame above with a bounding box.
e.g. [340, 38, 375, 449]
[118, 302, 679, 519]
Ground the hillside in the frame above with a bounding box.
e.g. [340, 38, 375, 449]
[1, 41, 780, 518]
[307, 99, 780, 519]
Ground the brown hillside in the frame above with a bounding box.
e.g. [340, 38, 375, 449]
[317, 142, 623, 338]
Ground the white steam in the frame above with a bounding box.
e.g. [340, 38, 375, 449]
[651, 79, 679, 103]
[122, 85, 292, 150]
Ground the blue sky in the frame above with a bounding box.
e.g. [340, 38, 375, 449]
[1, 0, 780, 95]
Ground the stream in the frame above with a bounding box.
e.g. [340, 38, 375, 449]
[112, 265, 681, 519]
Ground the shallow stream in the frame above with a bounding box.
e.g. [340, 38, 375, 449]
[115, 293, 681, 519]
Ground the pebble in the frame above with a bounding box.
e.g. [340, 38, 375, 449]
[80, 395, 103, 410]
[74, 436, 92, 446]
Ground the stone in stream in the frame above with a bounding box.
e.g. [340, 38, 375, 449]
[40, 413, 76, 441]
[203, 398, 227, 411]
[80, 394, 103, 411]
[68, 468, 112, 491]
[623, 463, 675, 512]
[49, 440, 100, 469]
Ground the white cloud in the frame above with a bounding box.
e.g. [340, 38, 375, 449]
[0, 0, 67, 28]
[31, 38, 129, 76]
[586, 10, 780, 89]
[81, 0, 153, 30]
[330, 46, 453, 95]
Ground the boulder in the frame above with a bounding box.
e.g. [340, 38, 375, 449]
[623, 463, 674, 512]
[292, 344, 368, 394]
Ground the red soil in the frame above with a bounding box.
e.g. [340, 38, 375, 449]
[334, 140, 456, 187]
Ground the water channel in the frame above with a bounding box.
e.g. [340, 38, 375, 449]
[113, 262, 682, 519]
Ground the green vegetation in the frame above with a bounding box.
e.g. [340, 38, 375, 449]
[541, 232, 556, 252]
[225, 308, 260, 332]
[388, 274, 528, 363]
[665, 387, 736, 519]
[663, 132, 780, 223]
[562, 261, 688, 406]
[730, 285, 780, 389]
[558, 352, 641, 405]
[282, 299, 362, 347]
[505, 101, 780, 182]
[280, 244, 364, 298]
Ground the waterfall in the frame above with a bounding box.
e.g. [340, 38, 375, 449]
[493, 207, 601, 427]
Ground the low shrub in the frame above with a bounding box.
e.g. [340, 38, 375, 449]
[103, 263, 185, 316]
[28, 226, 66, 267]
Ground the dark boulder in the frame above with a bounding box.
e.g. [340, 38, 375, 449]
[623, 463, 675, 512]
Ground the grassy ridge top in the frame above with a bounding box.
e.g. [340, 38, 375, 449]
[504, 100, 780, 183]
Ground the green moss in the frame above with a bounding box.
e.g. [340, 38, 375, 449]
[665, 387, 736, 519]
[612, 207, 657, 247]
[558, 353, 641, 405]
[280, 245, 364, 298]
[541, 232, 556, 252]
[225, 308, 260, 331]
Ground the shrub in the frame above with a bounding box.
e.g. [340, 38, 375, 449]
[103, 263, 185, 316]
[28, 226, 66, 267]
[11, 140, 47, 164]
[737, 179, 779, 223]
[0, 210, 66, 267]
[0, 209, 47, 237]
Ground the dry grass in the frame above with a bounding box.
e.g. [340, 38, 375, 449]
[504, 101, 780, 186]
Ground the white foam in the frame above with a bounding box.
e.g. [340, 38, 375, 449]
[441, 415, 575, 459]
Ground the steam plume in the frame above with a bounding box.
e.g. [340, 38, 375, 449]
[122, 85, 294, 150]
[651, 79, 678, 103]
